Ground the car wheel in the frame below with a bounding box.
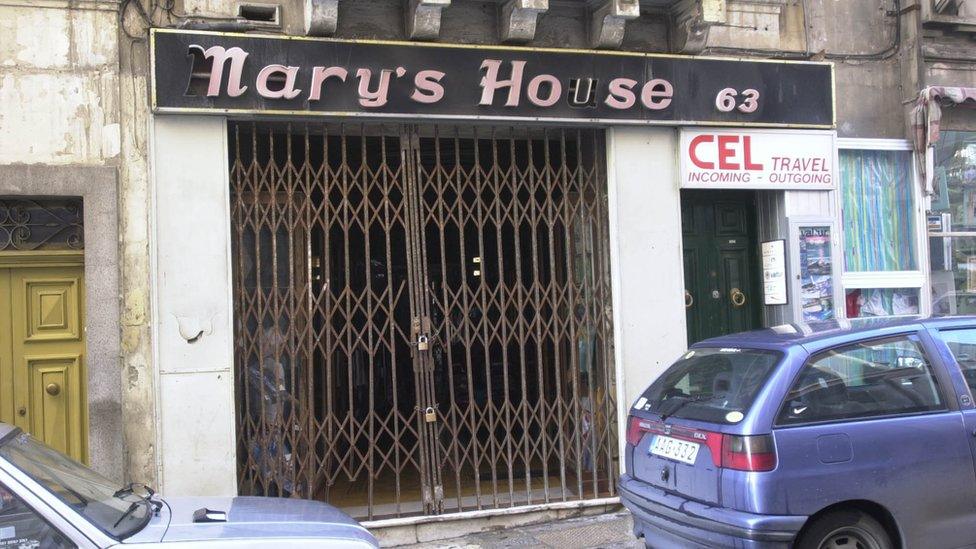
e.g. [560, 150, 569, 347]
[796, 509, 892, 549]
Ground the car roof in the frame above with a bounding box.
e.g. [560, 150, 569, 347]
[692, 315, 976, 351]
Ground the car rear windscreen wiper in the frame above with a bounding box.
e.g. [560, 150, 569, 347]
[658, 394, 725, 422]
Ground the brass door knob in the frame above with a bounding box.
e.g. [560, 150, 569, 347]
[46, 383, 61, 396]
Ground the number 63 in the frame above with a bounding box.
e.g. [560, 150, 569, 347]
[715, 88, 759, 113]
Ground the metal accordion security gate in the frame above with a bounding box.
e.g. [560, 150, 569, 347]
[229, 122, 618, 520]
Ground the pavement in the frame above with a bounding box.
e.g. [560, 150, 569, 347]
[398, 511, 644, 549]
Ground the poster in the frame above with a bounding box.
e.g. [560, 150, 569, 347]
[761, 240, 788, 305]
[798, 226, 834, 321]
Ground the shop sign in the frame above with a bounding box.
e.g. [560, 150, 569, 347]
[150, 29, 834, 128]
[679, 129, 836, 190]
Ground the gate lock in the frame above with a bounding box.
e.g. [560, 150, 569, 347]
[417, 334, 430, 351]
[424, 406, 437, 423]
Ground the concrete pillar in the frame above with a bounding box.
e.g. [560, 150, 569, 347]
[606, 127, 687, 471]
[151, 115, 237, 496]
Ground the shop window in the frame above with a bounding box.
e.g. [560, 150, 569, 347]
[929, 131, 976, 313]
[846, 288, 920, 318]
[840, 149, 917, 271]
[838, 141, 925, 318]
[929, 235, 976, 315]
[777, 335, 943, 425]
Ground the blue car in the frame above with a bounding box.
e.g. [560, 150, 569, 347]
[620, 316, 976, 549]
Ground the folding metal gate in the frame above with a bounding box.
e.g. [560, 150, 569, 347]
[230, 123, 618, 520]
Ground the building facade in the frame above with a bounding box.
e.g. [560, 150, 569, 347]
[1, 0, 974, 534]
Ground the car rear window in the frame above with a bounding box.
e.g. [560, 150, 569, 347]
[636, 348, 782, 424]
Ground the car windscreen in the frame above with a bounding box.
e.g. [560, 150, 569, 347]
[0, 431, 151, 540]
[637, 348, 782, 424]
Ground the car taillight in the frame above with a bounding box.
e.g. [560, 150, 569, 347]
[627, 416, 648, 446]
[721, 434, 777, 472]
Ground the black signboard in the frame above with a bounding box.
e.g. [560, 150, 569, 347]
[151, 29, 834, 128]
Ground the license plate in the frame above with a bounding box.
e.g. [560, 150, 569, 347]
[650, 435, 700, 465]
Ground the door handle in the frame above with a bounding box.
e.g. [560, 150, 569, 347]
[684, 290, 693, 308]
[46, 383, 61, 396]
[730, 288, 747, 307]
[17, 407, 26, 417]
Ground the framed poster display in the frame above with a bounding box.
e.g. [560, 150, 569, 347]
[761, 239, 788, 305]
[789, 217, 843, 323]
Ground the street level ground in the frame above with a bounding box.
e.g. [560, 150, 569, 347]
[397, 511, 643, 548]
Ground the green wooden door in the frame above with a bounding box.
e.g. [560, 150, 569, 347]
[681, 191, 761, 345]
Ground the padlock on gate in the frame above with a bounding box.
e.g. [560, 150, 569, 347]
[424, 406, 437, 423]
[417, 334, 429, 351]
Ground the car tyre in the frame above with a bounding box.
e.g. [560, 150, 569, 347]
[796, 509, 892, 549]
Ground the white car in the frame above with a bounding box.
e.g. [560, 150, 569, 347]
[0, 423, 378, 548]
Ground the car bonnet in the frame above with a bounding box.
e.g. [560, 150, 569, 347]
[125, 495, 376, 546]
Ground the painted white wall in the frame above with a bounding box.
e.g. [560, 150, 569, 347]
[151, 115, 237, 496]
[606, 127, 688, 470]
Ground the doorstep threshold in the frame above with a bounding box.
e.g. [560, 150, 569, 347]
[364, 496, 620, 528]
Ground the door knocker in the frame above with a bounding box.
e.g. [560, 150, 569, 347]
[730, 288, 746, 307]
[684, 290, 693, 309]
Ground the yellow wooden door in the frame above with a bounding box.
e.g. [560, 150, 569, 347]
[0, 261, 87, 462]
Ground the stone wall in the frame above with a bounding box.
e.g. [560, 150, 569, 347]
[0, 1, 126, 481]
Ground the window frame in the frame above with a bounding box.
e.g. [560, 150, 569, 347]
[934, 326, 976, 396]
[925, 130, 976, 317]
[837, 138, 929, 317]
[773, 332, 951, 429]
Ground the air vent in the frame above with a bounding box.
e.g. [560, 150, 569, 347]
[237, 3, 281, 26]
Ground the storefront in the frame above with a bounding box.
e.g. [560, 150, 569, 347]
[147, 28, 836, 521]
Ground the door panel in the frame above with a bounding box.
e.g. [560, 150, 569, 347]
[26, 355, 83, 457]
[411, 129, 618, 514]
[719, 247, 753, 335]
[24, 278, 82, 341]
[681, 192, 760, 345]
[5, 266, 86, 462]
[0, 270, 12, 425]
[683, 248, 702, 343]
[714, 203, 748, 236]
